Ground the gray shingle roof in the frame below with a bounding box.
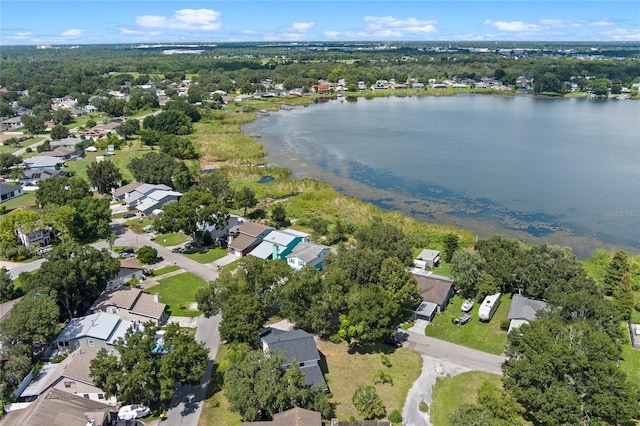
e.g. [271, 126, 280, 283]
[508, 294, 548, 322]
[286, 242, 330, 263]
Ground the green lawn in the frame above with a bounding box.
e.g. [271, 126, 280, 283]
[0, 191, 37, 213]
[183, 247, 228, 264]
[149, 265, 181, 277]
[152, 233, 190, 247]
[619, 324, 640, 387]
[430, 371, 503, 426]
[425, 294, 510, 355]
[144, 272, 205, 317]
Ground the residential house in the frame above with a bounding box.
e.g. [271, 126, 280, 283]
[16, 227, 51, 249]
[413, 249, 440, 269]
[261, 327, 327, 389]
[105, 258, 145, 291]
[54, 312, 134, 352]
[507, 294, 548, 333]
[242, 407, 322, 426]
[227, 222, 274, 257]
[90, 286, 167, 325]
[83, 104, 99, 114]
[23, 155, 65, 170]
[19, 347, 117, 405]
[0, 116, 23, 131]
[412, 268, 455, 321]
[38, 146, 84, 160]
[21, 169, 69, 186]
[50, 136, 84, 148]
[412, 82, 425, 89]
[249, 229, 309, 261]
[0, 183, 24, 203]
[2, 388, 112, 426]
[286, 242, 332, 270]
[111, 181, 142, 202]
[135, 189, 182, 216]
[202, 213, 248, 244]
[122, 183, 182, 216]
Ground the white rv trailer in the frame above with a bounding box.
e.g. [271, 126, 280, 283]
[478, 292, 502, 322]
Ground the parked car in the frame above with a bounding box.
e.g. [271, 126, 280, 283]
[184, 241, 196, 249]
[171, 247, 182, 253]
[118, 404, 151, 420]
[461, 299, 475, 312]
[123, 212, 136, 219]
[387, 336, 403, 348]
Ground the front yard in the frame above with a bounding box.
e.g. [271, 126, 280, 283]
[425, 294, 510, 356]
[182, 247, 228, 264]
[144, 272, 205, 317]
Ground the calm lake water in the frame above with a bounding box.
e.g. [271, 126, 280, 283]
[243, 95, 640, 256]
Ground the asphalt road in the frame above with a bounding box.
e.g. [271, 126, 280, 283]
[400, 329, 505, 375]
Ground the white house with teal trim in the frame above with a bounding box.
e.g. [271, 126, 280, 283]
[249, 229, 310, 261]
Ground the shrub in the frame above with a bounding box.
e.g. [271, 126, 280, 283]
[136, 245, 159, 264]
[388, 409, 403, 424]
[499, 319, 511, 331]
[419, 400, 429, 413]
[381, 353, 392, 368]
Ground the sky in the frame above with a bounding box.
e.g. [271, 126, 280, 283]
[1, 1, 639, 46]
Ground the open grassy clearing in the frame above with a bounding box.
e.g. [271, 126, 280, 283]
[425, 294, 510, 355]
[0, 191, 37, 213]
[152, 232, 190, 247]
[148, 265, 180, 277]
[429, 371, 503, 426]
[182, 247, 228, 264]
[317, 339, 423, 421]
[145, 272, 205, 317]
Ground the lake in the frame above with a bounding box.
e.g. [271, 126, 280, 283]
[243, 94, 640, 257]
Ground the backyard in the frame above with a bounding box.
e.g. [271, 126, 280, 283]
[425, 294, 510, 355]
[144, 271, 205, 317]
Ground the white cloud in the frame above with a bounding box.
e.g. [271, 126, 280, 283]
[484, 20, 540, 32]
[590, 20, 615, 27]
[60, 29, 84, 38]
[291, 22, 314, 32]
[364, 16, 438, 34]
[604, 28, 640, 41]
[119, 28, 146, 36]
[6, 31, 34, 40]
[135, 9, 221, 31]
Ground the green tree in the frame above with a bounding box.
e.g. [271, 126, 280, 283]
[0, 153, 22, 174]
[36, 176, 90, 207]
[219, 291, 267, 345]
[450, 250, 483, 298]
[143, 110, 192, 135]
[352, 385, 385, 420]
[25, 243, 119, 319]
[475, 272, 499, 302]
[234, 186, 258, 214]
[90, 322, 208, 405]
[0, 290, 59, 357]
[21, 114, 45, 133]
[138, 128, 162, 148]
[158, 133, 198, 159]
[475, 236, 523, 293]
[0, 268, 15, 303]
[378, 256, 419, 309]
[442, 233, 460, 263]
[603, 251, 629, 295]
[612, 272, 634, 321]
[127, 151, 187, 187]
[116, 119, 140, 139]
[271, 204, 287, 228]
[224, 349, 332, 421]
[86, 160, 122, 194]
[50, 123, 69, 140]
[503, 318, 640, 425]
[340, 284, 398, 345]
[136, 246, 159, 264]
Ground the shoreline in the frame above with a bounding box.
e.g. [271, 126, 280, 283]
[240, 94, 639, 259]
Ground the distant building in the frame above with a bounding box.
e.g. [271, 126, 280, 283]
[0, 183, 24, 203]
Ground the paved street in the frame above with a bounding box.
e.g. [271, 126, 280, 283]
[400, 329, 505, 375]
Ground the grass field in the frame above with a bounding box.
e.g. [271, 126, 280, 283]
[318, 339, 423, 421]
[145, 272, 205, 317]
[0, 191, 37, 213]
[429, 371, 503, 426]
[620, 324, 640, 387]
[152, 233, 190, 247]
[183, 247, 228, 264]
[149, 265, 180, 277]
[425, 295, 510, 355]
